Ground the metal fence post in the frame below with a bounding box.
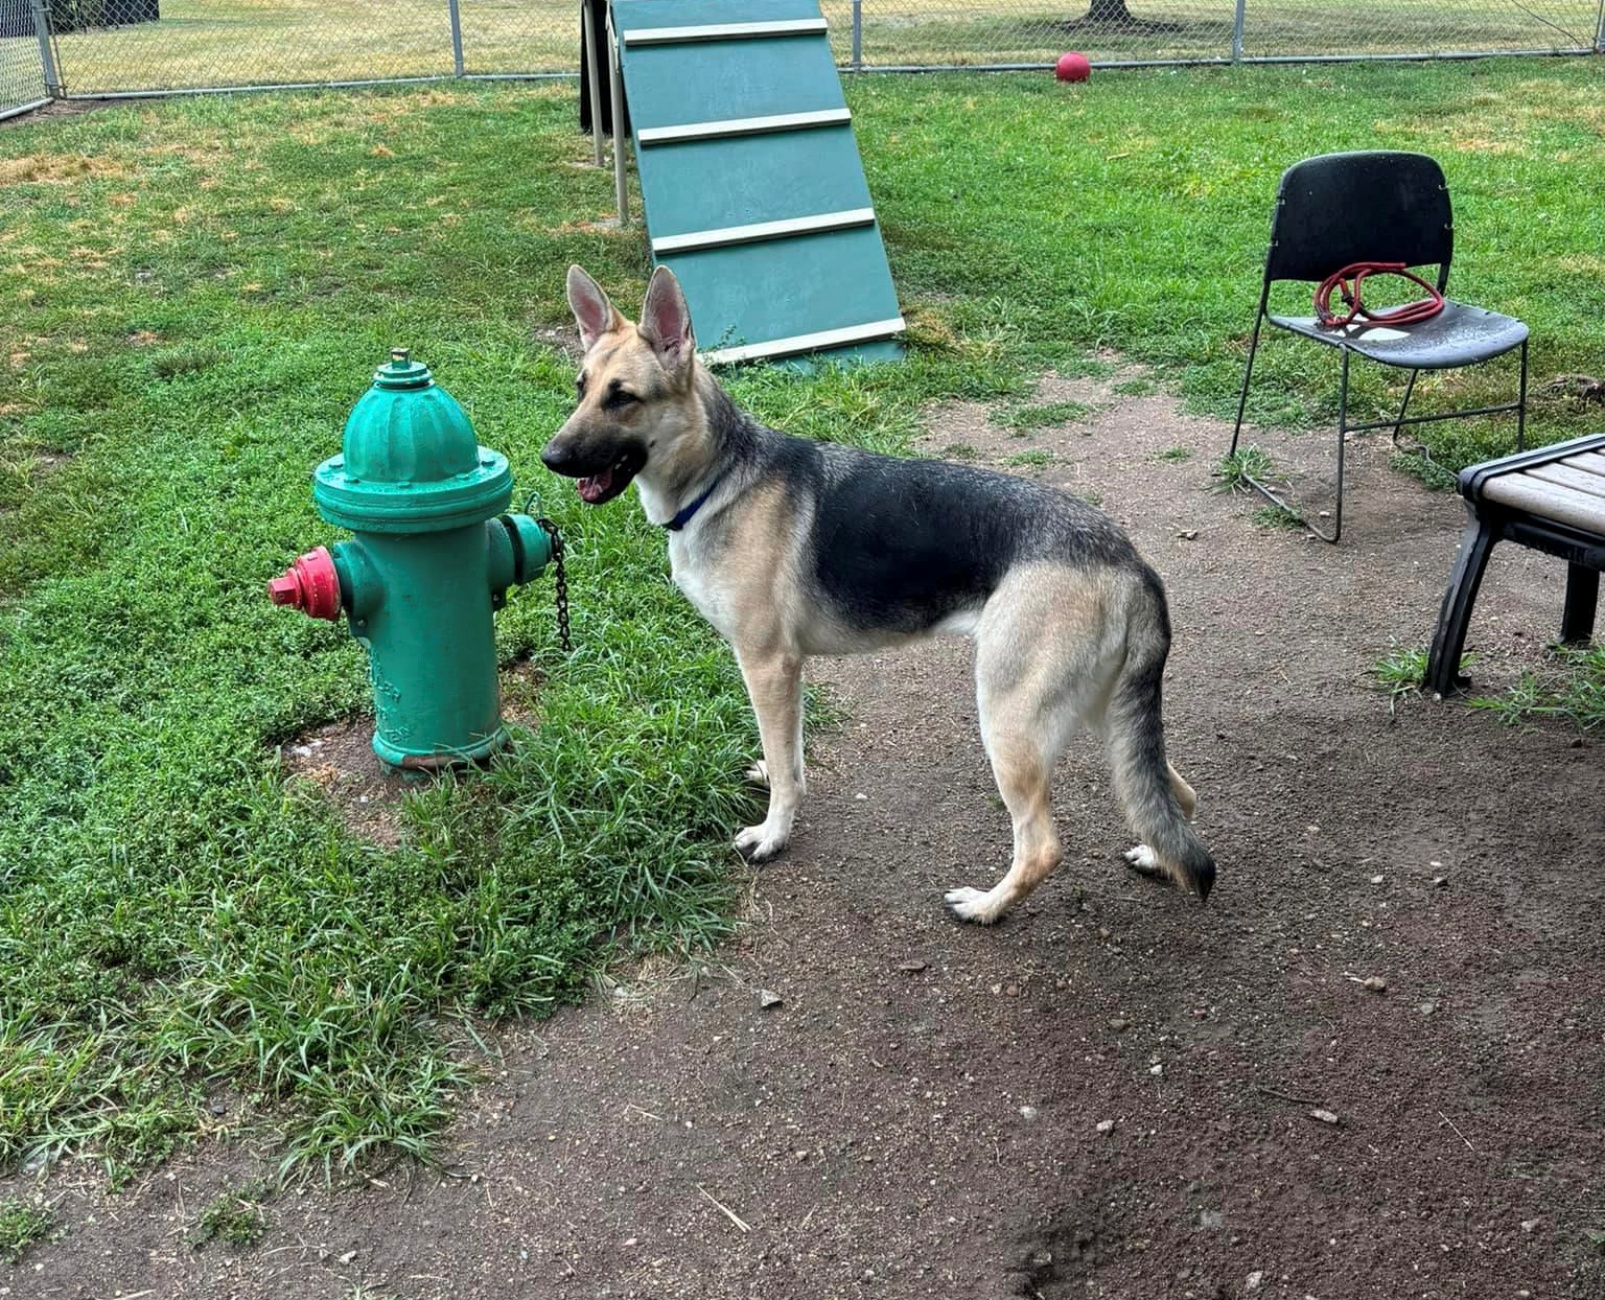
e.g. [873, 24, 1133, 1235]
[446, 0, 465, 77]
[1595, 0, 1605, 51]
[28, 0, 62, 97]
[851, 0, 863, 71]
[1231, 0, 1246, 63]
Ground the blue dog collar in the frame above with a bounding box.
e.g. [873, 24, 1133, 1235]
[664, 475, 723, 532]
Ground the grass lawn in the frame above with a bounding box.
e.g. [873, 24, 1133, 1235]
[2, 58, 1603, 1183]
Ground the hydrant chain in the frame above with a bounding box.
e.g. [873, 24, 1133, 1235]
[538, 518, 572, 653]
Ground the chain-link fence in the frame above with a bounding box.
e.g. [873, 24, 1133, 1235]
[2, 0, 51, 119]
[833, 0, 1604, 69]
[3, 0, 1602, 109]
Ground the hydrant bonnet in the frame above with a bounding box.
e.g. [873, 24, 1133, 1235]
[312, 349, 514, 533]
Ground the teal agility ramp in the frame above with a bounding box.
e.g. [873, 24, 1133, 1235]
[605, 0, 904, 366]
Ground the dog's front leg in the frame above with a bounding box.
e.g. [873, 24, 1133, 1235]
[733, 649, 804, 863]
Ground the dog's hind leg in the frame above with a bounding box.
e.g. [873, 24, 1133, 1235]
[943, 713, 1064, 925]
[733, 649, 805, 863]
[944, 568, 1114, 925]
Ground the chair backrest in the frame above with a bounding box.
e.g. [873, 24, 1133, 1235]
[1263, 151, 1454, 287]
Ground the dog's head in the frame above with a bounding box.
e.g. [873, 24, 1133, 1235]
[541, 265, 701, 506]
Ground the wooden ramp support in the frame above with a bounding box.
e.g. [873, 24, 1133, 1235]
[604, 0, 904, 367]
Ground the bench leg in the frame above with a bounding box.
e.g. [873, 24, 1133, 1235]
[1560, 564, 1599, 645]
[1425, 510, 1498, 696]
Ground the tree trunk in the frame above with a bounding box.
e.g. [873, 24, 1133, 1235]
[1085, 0, 1135, 20]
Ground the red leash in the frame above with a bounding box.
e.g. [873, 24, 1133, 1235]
[1315, 261, 1445, 329]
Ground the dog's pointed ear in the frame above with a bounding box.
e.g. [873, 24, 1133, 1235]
[567, 265, 625, 353]
[638, 266, 696, 381]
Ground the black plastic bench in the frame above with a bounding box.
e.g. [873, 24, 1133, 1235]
[1424, 433, 1605, 696]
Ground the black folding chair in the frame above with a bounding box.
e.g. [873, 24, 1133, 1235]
[1228, 151, 1528, 543]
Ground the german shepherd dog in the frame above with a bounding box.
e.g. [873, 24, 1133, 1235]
[541, 266, 1215, 923]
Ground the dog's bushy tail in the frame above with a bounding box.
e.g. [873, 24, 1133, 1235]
[1104, 569, 1216, 902]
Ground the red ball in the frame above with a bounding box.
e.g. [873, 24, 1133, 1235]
[1055, 51, 1091, 83]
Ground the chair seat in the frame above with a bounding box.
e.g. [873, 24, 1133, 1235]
[1268, 300, 1528, 369]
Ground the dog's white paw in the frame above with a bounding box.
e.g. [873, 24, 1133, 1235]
[735, 823, 787, 864]
[1123, 844, 1164, 878]
[745, 760, 770, 788]
[943, 886, 1003, 926]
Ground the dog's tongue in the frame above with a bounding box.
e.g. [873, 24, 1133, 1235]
[577, 467, 614, 504]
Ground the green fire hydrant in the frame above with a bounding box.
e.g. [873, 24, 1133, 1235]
[269, 349, 562, 772]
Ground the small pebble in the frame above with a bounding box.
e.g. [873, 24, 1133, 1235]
[1521, 1218, 1539, 1233]
[1369, 874, 1385, 885]
[1362, 976, 1387, 994]
[1310, 1108, 1340, 1125]
[1109, 1017, 1130, 1031]
[1149, 1064, 1163, 1076]
[854, 792, 867, 801]
[1417, 1001, 1437, 1016]
[1245, 1272, 1264, 1292]
[1020, 1105, 1039, 1121]
[1432, 876, 1449, 888]
[1096, 1119, 1115, 1133]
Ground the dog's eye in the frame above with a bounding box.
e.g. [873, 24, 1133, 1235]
[604, 385, 638, 410]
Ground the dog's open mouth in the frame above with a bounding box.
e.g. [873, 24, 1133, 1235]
[569, 448, 646, 506]
[577, 458, 631, 505]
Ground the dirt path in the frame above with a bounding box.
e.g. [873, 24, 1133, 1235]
[15, 374, 1605, 1300]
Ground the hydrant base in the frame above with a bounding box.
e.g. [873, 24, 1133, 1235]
[373, 724, 511, 775]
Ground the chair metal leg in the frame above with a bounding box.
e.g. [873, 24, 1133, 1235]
[1424, 507, 1498, 695]
[1560, 563, 1599, 645]
[1230, 332, 1345, 544]
[1515, 337, 1528, 452]
[1327, 347, 1349, 544]
[1230, 308, 1267, 456]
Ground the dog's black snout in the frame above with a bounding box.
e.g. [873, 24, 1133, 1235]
[541, 441, 577, 474]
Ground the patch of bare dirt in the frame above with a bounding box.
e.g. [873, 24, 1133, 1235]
[0, 97, 135, 132]
[12, 370, 1604, 1300]
[280, 720, 407, 848]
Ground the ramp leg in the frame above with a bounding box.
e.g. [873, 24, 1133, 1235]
[581, 0, 604, 166]
[608, 16, 629, 227]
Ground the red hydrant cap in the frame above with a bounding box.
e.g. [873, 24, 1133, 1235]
[268, 546, 343, 621]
